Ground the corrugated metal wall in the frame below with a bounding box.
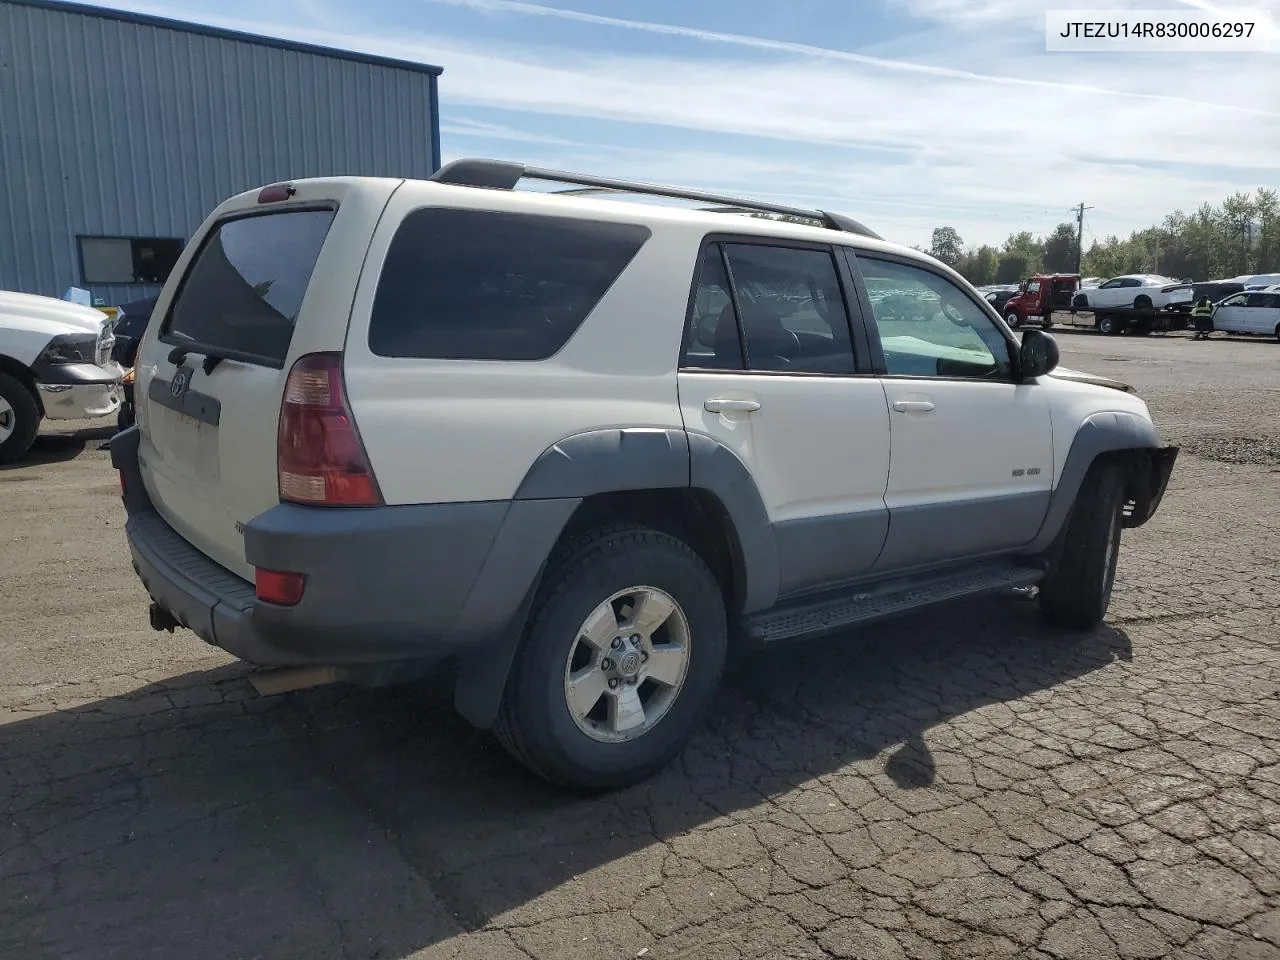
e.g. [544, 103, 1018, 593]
[0, 0, 441, 304]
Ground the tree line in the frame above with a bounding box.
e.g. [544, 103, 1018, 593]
[923, 188, 1279, 286]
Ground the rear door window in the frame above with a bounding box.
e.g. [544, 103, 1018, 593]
[161, 208, 336, 367]
[369, 208, 651, 361]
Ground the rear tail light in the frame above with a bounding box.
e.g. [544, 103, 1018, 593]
[255, 568, 306, 606]
[277, 353, 382, 506]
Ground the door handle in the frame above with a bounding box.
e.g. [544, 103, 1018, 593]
[892, 400, 935, 413]
[704, 398, 761, 413]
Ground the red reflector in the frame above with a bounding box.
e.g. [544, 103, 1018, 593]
[257, 184, 296, 204]
[277, 353, 382, 507]
[255, 568, 306, 606]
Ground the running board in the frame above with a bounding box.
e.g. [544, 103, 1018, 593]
[742, 562, 1045, 645]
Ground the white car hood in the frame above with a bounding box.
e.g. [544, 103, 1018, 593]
[1049, 365, 1134, 393]
[0, 290, 108, 336]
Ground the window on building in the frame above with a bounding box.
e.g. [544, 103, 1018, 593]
[79, 236, 184, 285]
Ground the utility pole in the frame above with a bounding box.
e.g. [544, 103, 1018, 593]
[1074, 202, 1093, 274]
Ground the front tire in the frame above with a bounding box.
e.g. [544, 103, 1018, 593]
[494, 525, 728, 791]
[1005, 311, 1022, 329]
[1039, 461, 1125, 629]
[0, 372, 41, 465]
[1097, 314, 1118, 335]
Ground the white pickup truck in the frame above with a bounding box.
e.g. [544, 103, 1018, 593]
[0, 290, 124, 463]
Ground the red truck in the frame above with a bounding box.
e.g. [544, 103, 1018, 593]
[998, 274, 1080, 329]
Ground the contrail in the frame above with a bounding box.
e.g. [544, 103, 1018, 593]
[421, 0, 1280, 117]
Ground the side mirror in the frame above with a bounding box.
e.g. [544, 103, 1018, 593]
[1019, 328, 1060, 379]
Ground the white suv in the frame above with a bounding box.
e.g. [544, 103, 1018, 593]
[112, 160, 1178, 791]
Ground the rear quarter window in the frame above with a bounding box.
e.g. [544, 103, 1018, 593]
[368, 208, 651, 361]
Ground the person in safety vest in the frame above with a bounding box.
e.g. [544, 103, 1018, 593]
[1190, 296, 1214, 340]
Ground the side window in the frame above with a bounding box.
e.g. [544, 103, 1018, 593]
[1100, 279, 1121, 289]
[1245, 293, 1270, 309]
[857, 256, 1014, 380]
[1124, 278, 1144, 287]
[722, 244, 855, 374]
[684, 245, 743, 370]
[369, 209, 650, 361]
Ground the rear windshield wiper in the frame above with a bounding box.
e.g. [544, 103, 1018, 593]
[165, 345, 227, 374]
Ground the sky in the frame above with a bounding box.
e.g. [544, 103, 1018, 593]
[77, 0, 1280, 249]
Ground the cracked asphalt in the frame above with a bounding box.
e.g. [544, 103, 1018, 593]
[2, 325, 1278, 960]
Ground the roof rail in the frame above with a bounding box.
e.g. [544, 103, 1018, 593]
[430, 158, 882, 241]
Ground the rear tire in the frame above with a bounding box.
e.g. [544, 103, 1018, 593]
[1097, 314, 1118, 336]
[1134, 294, 1153, 311]
[494, 524, 728, 792]
[1039, 461, 1125, 630]
[0, 372, 41, 465]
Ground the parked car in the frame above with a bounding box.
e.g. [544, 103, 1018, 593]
[1071, 274, 1193, 312]
[110, 296, 159, 431]
[1237, 273, 1280, 290]
[110, 160, 1179, 791]
[1209, 290, 1280, 340]
[1161, 279, 1259, 317]
[0, 290, 123, 463]
[978, 284, 1020, 313]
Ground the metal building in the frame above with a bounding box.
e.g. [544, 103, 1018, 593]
[0, 0, 443, 304]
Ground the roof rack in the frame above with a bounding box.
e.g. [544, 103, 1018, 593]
[430, 158, 882, 241]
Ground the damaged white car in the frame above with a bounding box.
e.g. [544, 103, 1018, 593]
[0, 291, 123, 463]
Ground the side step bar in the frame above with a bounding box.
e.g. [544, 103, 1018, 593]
[743, 562, 1046, 645]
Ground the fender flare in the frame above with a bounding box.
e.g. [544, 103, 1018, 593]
[1026, 411, 1159, 554]
[512, 427, 778, 612]
[453, 427, 780, 727]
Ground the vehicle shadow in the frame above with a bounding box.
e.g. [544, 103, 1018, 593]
[0, 425, 116, 471]
[0, 596, 1132, 960]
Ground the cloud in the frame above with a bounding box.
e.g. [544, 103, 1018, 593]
[417, 0, 1280, 117]
[76, 0, 1280, 246]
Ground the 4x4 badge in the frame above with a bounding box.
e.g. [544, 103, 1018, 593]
[169, 368, 192, 400]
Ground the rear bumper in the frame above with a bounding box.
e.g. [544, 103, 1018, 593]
[110, 426, 578, 667]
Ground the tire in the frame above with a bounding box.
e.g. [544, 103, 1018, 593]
[1072, 294, 1089, 309]
[1005, 311, 1022, 329]
[0, 372, 41, 465]
[1134, 294, 1153, 312]
[494, 524, 728, 792]
[1275, 323, 1279, 343]
[1039, 461, 1125, 630]
[1097, 314, 1118, 336]
[116, 402, 134, 433]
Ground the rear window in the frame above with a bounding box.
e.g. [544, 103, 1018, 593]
[368, 208, 651, 361]
[162, 208, 336, 367]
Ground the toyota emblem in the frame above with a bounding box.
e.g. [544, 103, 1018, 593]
[169, 368, 191, 400]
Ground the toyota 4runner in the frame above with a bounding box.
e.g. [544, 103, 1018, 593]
[111, 160, 1178, 791]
